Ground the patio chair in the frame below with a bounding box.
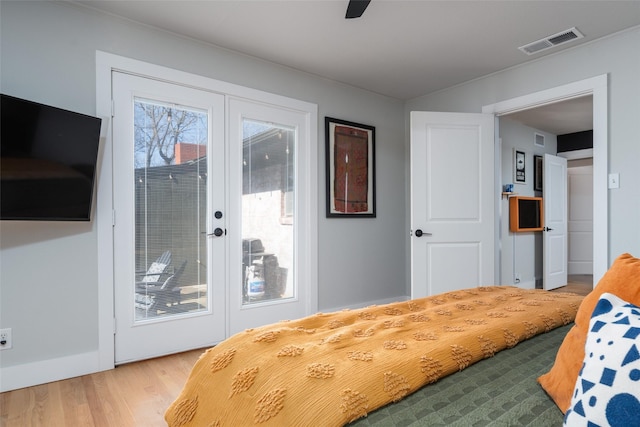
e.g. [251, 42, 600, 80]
[135, 260, 187, 315]
[136, 250, 172, 284]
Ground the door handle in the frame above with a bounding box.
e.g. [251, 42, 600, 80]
[208, 228, 225, 237]
[414, 229, 432, 237]
[543, 227, 554, 232]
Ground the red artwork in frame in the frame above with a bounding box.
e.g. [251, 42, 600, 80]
[325, 117, 375, 217]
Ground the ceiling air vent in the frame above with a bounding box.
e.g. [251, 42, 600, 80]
[519, 27, 584, 55]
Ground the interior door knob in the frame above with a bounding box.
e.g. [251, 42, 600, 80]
[414, 229, 432, 237]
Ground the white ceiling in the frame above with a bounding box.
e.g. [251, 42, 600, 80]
[74, 0, 640, 133]
[504, 95, 593, 135]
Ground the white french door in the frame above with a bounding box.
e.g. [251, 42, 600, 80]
[111, 70, 317, 363]
[227, 98, 314, 334]
[543, 153, 568, 290]
[112, 72, 226, 363]
[410, 112, 495, 298]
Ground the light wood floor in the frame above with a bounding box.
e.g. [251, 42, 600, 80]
[554, 274, 593, 296]
[1, 276, 594, 426]
[0, 348, 205, 426]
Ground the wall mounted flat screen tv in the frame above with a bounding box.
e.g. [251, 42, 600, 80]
[509, 196, 544, 232]
[1, 94, 102, 221]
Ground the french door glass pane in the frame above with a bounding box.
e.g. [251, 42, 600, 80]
[242, 120, 295, 305]
[134, 98, 209, 320]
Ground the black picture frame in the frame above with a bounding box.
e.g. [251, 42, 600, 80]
[534, 155, 543, 192]
[514, 149, 526, 184]
[325, 117, 376, 218]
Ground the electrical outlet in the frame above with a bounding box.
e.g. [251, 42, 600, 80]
[0, 328, 12, 350]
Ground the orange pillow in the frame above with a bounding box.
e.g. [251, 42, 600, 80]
[538, 253, 640, 413]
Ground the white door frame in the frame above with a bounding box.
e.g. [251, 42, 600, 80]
[95, 51, 318, 372]
[482, 74, 608, 287]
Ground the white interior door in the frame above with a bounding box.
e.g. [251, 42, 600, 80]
[543, 153, 568, 290]
[410, 112, 495, 298]
[112, 72, 226, 363]
[568, 164, 593, 274]
[227, 98, 315, 334]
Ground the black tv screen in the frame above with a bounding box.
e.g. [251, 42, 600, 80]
[518, 198, 541, 229]
[1, 94, 102, 221]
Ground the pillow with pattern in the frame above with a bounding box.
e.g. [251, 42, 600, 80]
[539, 253, 640, 413]
[563, 292, 640, 426]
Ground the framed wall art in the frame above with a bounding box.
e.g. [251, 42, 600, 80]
[534, 155, 543, 192]
[514, 149, 526, 184]
[325, 117, 376, 217]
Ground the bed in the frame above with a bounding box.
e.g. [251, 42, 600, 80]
[165, 286, 583, 426]
[347, 323, 572, 426]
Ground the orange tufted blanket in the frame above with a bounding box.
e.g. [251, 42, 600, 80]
[165, 286, 583, 426]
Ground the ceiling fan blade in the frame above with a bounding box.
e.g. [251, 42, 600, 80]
[345, 0, 371, 19]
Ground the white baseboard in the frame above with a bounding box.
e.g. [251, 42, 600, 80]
[1, 351, 103, 392]
[569, 263, 593, 275]
[519, 280, 536, 290]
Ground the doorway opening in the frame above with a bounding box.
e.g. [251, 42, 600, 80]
[503, 98, 593, 291]
[482, 74, 608, 289]
[565, 153, 594, 293]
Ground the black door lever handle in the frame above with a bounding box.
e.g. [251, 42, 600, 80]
[207, 228, 225, 237]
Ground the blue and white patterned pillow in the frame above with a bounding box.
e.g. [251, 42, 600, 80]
[564, 292, 640, 427]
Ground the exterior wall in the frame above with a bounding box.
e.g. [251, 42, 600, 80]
[134, 161, 207, 289]
[175, 142, 206, 164]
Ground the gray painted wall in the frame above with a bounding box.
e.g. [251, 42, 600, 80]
[406, 26, 640, 280]
[0, 1, 405, 370]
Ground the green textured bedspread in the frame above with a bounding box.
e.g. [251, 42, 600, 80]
[349, 323, 570, 426]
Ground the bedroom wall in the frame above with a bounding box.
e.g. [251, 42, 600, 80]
[0, 1, 406, 383]
[405, 26, 640, 282]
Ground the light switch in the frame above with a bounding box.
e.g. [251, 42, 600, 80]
[608, 173, 620, 189]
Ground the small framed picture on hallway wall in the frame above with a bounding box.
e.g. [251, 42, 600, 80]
[534, 155, 543, 192]
[514, 148, 526, 184]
